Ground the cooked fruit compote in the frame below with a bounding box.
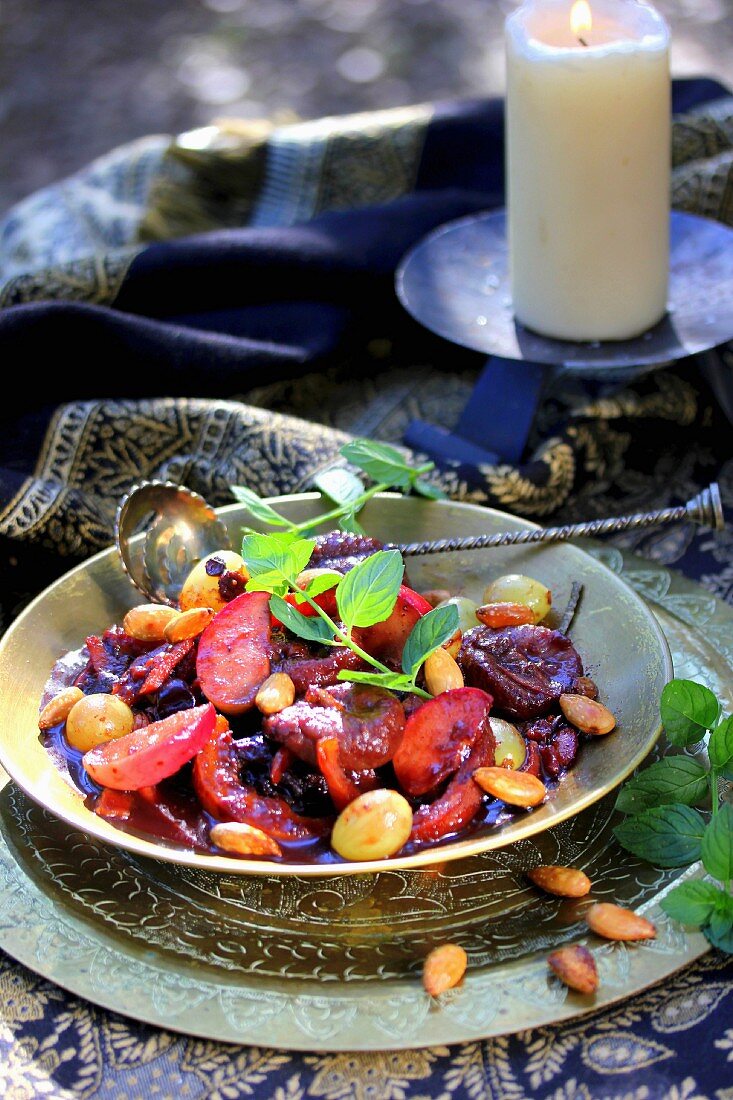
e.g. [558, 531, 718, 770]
[39, 532, 615, 863]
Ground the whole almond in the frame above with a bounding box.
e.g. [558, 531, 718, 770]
[164, 605, 214, 642]
[560, 694, 616, 736]
[474, 767, 547, 807]
[210, 821, 282, 858]
[476, 601, 536, 628]
[424, 647, 464, 695]
[528, 865, 592, 898]
[39, 687, 84, 730]
[255, 672, 296, 715]
[422, 943, 468, 996]
[123, 603, 179, 643]
[548, 945, 598, 994]
[586, 903, 656, 942]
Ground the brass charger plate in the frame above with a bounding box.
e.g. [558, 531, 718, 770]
[0, 546, 723, 1048]
[0, 494, 671, 876]
[0, 547, 721, 1047]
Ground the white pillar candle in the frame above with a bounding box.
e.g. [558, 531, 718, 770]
[505, 0, 671, 341]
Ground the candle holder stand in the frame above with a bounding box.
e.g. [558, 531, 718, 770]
[396, 209, 733, 465]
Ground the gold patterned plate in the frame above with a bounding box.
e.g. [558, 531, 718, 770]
[0, 495, 670, 876]
[0, 547, 724, 1048]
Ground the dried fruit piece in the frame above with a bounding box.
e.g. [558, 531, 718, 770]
[560, 694, 616, 736]
[164, 606, 214, 643]
[473, 766, 546, 807]
[39, 686, 84, 730]
[209, 821, 283, 858]
[476, 602, 536, 628]
[586, 903, 656, 941]
[424, 647, 464, 695]
[548, 945, 598, 994]
[123, 604, 180, 643]
[423, 943, 468, 996]
[331, 788, 413, 861]
[528, 865, 592, 897]
[255, 672, 296, 716]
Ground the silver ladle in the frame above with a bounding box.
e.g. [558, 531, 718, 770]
[115, 479, 724, 605]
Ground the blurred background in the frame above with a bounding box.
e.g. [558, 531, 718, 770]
[1, 0, 730, 214]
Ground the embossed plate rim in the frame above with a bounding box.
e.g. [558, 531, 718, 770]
[0, 493, 672, 876]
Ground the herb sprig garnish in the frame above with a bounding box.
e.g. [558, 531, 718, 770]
[615, 678, 733, 953]
[232, 439, 444, 537]
[240, 531, 459, 700]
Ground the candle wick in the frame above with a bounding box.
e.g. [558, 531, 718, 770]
[577, 35, 588, 46]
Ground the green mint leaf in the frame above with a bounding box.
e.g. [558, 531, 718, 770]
[303, 572, 342, 599]
[660, 679, 720, 747]
[709, 715, 733, 781]
[337, 509, 366, 535]
[614, 804, 706, 868]
[245, 574, 289, 597]
[231, 486, 292, 529]
[660, 880, 723, 927]
[340, 439, 414, 490]
[701, 803, 733, 882]
[401, 603, 461, 680]
[241, 532, 314, 581]
[336, 669, 413, 691]
[313, 467, 365, 507]
[268, 595, 335, 645]
[615, 756, 709, 815]
[412, 477, 446, 501]
[703, 906, 733, 954]
[335, 549, 404, 629]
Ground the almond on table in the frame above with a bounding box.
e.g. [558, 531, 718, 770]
[423, 943, 468, 996]
[528, 865, 592, 898]
[548, 945, 598, 994]
[586, 903, 656, 942]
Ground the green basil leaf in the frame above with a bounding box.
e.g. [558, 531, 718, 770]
[304, 572, 343, 599]
[709, 715, 733, 781]
[313, 467, 365, 507]
[701, 804, 733, 882]
[336, 549, 404, 629]
[340, 439, 414, 490]
[401, 603, 461, 679]
[615, 756, 709, 815]
[336, 669, 412, 691]
[660, 679, 720, 747]
[231, 486, 292, 528]
[703, 908, 733, 954]
[660, 880, 723, 927]
[268, 595, 335, 645]
[241, 532, 314, 580]
[412, 477, 446, 501]
[614, 804, 706, 868]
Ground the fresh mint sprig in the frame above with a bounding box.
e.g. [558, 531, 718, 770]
[240, 531, 458, 700]
[232, 438, 444, 536]
[614, 677, 733, 953]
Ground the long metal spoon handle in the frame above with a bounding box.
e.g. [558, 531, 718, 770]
[395, 483, 724, 557]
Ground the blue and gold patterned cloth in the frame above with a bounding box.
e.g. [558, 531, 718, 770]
[1, 80, 733, 1097]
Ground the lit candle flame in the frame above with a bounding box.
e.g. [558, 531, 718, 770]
[570, 0, 592, 43]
